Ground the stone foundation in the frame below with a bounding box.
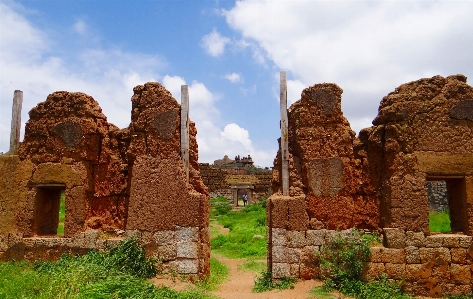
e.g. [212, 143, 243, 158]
[268, 228, 472, 297]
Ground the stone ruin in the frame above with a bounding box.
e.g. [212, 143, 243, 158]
[0, 82, 210, 276]
[200, 155, 272, 205]
[268, 74, 473, 296]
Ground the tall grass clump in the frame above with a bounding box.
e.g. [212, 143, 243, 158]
[0, 238, 214, 299]
[429, 208, 451, 232]
[252, 270, 296, 293]
[317, 229, 412, 299]
[210, 198, 267, 259]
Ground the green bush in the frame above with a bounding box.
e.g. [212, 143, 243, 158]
[318, 229, 413, 299]
[318, 230, 371, 289]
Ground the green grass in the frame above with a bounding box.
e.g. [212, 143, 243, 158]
[57, 192, 66, 235]
[309, 286, 335, 299]
[0, 238, 216, 299]
[210, 200, 267, 259]
[238, 260, 266, 273]
[252, 270, 296, 293]
[195, 256, 229, 291]
[429, 209, 451, 232]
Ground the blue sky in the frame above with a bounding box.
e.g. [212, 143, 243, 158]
[1, 0, 472, 167]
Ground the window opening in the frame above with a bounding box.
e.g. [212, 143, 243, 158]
[426, 177, 467, 234]
[33, 184, 66, 236]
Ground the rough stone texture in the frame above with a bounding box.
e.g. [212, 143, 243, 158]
[267, 75, 473, 296]
[199, 163, 272, 202]
[0, 82, 209, 276]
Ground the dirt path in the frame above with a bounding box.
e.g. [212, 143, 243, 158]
[210, 254, 324, 299]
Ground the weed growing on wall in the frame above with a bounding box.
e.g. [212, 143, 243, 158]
[318, 229, 413, 299]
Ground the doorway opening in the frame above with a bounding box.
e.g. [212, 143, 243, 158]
[33, 184, 66, 236]
[426, 176, 467, 234]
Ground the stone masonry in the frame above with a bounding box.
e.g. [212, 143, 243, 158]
[268, 75, 473, 297]
[0, 82, 209, 276]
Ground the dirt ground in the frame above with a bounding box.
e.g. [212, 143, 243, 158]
[152, 220, 332, 299]
[210, 254, 325, 299]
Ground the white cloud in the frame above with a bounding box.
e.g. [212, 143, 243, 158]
[0, 1, 163, 154]
[225, 72, 242, 83]
[163, 75, 275, 166]
[73, 20, 87, 35]
[221, 123, 252, 150]
[225, 0, 473, 134]
[200, 28, 231, 57]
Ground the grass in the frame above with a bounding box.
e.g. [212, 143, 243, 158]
[309, 286, 335, 299]
[252, 270, 296, 293]
[195, 256, 229, 291]
[57, 192, 65, 235]
[210, 199, 267, 259]
[238, 260, 266, 273]
[0, 238, 216, 299]
[429, 209, 451, 232]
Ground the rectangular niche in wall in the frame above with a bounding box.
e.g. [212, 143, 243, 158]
[426, 176, 467, 234]
[33, 184, 66, 236]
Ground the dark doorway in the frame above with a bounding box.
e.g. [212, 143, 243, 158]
[426, 177, 467, 234]
[33, 184, 66, 236]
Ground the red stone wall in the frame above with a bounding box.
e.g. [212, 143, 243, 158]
[0, 82, 209, 276]
[268, 75, 473, 296]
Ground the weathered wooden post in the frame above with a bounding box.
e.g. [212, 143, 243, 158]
[280, 71, 289, 196]
[180, 85, 189, 183]
[8, 90, 23, 155]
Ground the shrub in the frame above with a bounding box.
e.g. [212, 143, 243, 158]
[318, 230, 370, 289]
[317, 229, 413, 299]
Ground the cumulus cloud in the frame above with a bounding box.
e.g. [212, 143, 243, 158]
[224, 72, 242, 83]
[0, 1, 163, 153]
[163, 75, 275, 166]
[225, 0, 473, 134]
[200, 28, 231, 57]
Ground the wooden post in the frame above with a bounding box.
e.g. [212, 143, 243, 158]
[280, 71, 289, 196]
[180, 85, 190, 183]
[8, 90, 23, 155]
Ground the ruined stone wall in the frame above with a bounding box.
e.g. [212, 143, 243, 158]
[426, 181, 448, 212]
[0, 82, 209, 276]
[200, 163, 272, 200]
[358, 74, 473, 234]
[268, 75, 473, 296]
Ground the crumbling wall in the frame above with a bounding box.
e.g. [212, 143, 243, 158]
[0, 83, 209, 276]
[200, 163, 272, 200]
[267, 75, 473, 296]
[359, 74, 473, 235]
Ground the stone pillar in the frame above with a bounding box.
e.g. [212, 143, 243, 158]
[232, 188, 238, 206]
[8, 90, 23, 155]
[280, 71, 289, 195]
[180, 85, 189, 182]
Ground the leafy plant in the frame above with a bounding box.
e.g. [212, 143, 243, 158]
[317, 229, 413, 299]
[252, 270, 296, 293]
[318, 229, 371, 289]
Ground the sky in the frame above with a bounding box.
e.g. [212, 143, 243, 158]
[1, 0, 472, 167]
